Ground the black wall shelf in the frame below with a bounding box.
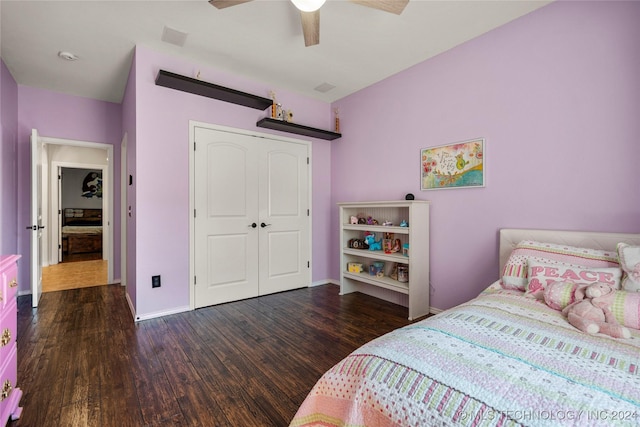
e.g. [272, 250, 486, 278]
[256, 117, 342, 141]
[155, 70, 273, 111]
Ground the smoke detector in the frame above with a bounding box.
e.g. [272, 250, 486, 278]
[58, 51, 79, 61]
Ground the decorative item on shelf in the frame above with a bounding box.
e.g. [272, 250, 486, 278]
[390, 263, 399, 280]
[384, 232, 394, 240]
[405, 193, 415, 200]
[285, 109, 294, 123]
[400, 220, 408, 227]
[348, 238, 368, 249]
[386, 239, 402, 254]
[334, 107, 340, 133]
[364, 234, 382, 251]
[383, 239, 393, 253]
[347, 262, 364, 273]
[397, 264, 409, 283]
[402, 243, 410, 257]
[382, 220, 393, 226]
[350, 216, 358, 225]
[357, 217, 366, 224]
[369, 261, 385, 277]
[366, 216, 378, 225]
[269, 90, 277, 118]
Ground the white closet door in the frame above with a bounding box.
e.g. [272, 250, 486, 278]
[258, 140, 309, 295]
[194, 126, 310, 308]
[194, 128, 260, 308]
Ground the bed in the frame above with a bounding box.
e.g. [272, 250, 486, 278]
[61, 208, 103, 256]
[290, 229, 640, 427]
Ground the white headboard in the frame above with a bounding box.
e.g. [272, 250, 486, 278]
[499, 229, 640, 275]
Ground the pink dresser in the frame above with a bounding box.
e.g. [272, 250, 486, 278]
[0, 255, 22, 425]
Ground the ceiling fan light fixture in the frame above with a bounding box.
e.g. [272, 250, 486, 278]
[290, 0, 326, 12]
[57, 51, 79, 61]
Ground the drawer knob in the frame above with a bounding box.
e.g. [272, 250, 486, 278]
[0, 328, 10, 346]
[0, 379, 11, 401]
[9, 279, 17, 288]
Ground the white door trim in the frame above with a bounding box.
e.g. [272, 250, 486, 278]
[188, 120, 313, 310]
[39, 136, 114, 284]
[120, 133, 128, 287]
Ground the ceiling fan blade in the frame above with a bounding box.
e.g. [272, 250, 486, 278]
[349, 0, 409, 15]
[300, 11, 320, 47]
[208, 0, 253, 9]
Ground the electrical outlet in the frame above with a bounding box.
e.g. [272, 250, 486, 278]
[152, 275, 161, 288]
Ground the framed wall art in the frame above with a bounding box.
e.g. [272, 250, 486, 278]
[421, 138, 485, 190]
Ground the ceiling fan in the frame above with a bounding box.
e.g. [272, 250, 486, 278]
[208, 0, 409, 47]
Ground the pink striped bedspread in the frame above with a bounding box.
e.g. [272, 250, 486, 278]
[290, 283, 640, 427]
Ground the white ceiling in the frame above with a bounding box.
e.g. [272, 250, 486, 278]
[1, 0, 551, 104]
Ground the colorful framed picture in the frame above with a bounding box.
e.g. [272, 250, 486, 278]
[421, 138, 485, 190]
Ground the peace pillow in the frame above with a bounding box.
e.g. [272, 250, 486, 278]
[617, 243, 640, 292]
[525, 261, 622, 299]
[501, 240, 619, 291]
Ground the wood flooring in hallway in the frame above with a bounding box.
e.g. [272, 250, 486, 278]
[41, 259, 108, 292]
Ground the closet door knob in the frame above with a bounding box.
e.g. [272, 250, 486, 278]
[260, 222, 271, 228]
[248, 223, 257, 228]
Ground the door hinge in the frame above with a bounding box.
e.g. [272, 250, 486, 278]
[307, 209, 309, 216]
[58, 174, 61, 180]
[58, 244, 61, 249]
[194, 142, 196, 151]
[58, 209, 62, 215]
[307, 261, 310, 268]
[194, 209, 196, 218]
[307, 157, 309, 165]
[194, 276, 197, 285]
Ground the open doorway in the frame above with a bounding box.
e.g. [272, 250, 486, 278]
[34, 137, 114, 294]
[59, 167, 104, 263]
[41, 167, 108, 292]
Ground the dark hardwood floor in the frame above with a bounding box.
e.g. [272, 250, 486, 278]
[10, 284, 418, 426]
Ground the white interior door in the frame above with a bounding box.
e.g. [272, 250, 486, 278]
[258, 141, 309, 295]
[194, 128, 260, 307]
[193, 125, 310, 308]
[30, 129, 44, 307]
[57, 166, 62, 262]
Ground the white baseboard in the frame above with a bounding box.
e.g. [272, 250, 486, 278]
[134, 304, 191, 322]
[430, 307, 444, 315]
[311, 279, 339, 287]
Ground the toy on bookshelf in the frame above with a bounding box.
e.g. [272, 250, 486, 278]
[364, 234, 381, 251]
[347, 262, 364, 273]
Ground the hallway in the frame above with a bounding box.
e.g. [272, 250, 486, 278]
[42, 260, 109, 292]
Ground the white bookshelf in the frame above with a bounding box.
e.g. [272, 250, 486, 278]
[338, 201, 430, 320]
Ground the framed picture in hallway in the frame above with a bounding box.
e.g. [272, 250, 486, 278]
[421, 138, 485, 190]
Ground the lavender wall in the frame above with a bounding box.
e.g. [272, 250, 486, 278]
[1, 60, 19, 256]
[131, 46, 333, 318]
[330, 1, 640, 311]
[16, 86, 123, 294]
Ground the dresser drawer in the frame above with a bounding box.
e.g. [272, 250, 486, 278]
[1, 263, 18, 310]
[0, 343, 18, 426]
[0, 298, 17, 368]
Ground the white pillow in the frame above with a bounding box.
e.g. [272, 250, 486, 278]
[501, 240, 619, 291]
[525, 261, 622, 299]
[617, 243, 640, 292]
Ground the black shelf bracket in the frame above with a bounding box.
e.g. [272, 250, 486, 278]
[256, 117, 341, 141]
[155, 70, 273, 111]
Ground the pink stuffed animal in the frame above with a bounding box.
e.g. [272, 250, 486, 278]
[543, 281, 588, 311]
[561, 283, 631, 339]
